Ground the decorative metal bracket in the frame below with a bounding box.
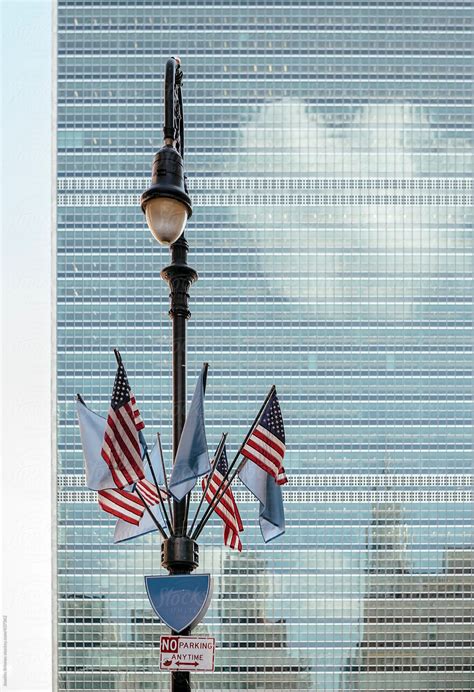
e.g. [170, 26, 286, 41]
[160, 236, 198, 320]
[163, 57, 185, 160]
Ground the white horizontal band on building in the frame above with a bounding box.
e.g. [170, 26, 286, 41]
[57, 473, 473, 488]
[57, 193, 472, 207]
[58, 490, 472, 503]
[58, 177, 473, 192]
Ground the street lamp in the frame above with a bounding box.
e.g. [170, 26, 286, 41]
[141, 57, 198, 692]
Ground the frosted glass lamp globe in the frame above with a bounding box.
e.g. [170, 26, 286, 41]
[145, 197, 188, 246]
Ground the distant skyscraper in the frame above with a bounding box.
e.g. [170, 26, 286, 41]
[55, 1, 473, 690]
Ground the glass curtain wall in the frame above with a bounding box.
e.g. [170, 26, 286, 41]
[56, 1, 473, 690]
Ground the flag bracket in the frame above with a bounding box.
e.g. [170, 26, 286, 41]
[161, 536, 199, 574]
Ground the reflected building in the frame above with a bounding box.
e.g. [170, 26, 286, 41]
[58, 595, 118, 690]
[344, 505, 474, 691]
[55, 0, 472, 690]
[210, 553, 313, 690]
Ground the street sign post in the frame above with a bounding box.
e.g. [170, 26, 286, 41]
[160, 635, 216, 672]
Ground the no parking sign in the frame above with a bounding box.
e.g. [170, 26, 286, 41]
[160, 635, 216, 672]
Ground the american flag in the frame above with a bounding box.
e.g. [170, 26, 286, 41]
[241, 390, 288, 485]
[202, 446, 243, 551]
[97, 488, 145, 525]
[101, 360, 145, 489]
[136, 478, 169, 506]
[276, 466, 288, 486]
[130, 393, 145, 431]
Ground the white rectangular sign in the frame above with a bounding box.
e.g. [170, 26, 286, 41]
[160, 635, 216, 672]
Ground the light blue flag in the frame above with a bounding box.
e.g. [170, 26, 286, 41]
[169, 365, 210, 501]
[76, 399, 114, 490]
[239, 460, 285, 542]
[146, 437, 165, 486]
[114, 455, 166, 544]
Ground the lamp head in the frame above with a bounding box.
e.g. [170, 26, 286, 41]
[140, 145, 192, 245]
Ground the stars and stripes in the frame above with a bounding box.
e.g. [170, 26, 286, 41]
[241, 390, 288, 485]
[136, 478, 169, 506]
[130, 394, 145, 431]
[101, 360, 145, 489]
[202, 446, 244, 551]
[97, 488, 145, 525]
[276, 467, 288, 486]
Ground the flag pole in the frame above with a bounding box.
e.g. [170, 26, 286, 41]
[133, 484, 169, 541]
[144, 446, 174, 536]
[191, 385, 276, 540]
[156, 433, 175, 534]
[192, 458, 246, 542]
[188, 433, 227, 537]
[112, 350, 172, 538]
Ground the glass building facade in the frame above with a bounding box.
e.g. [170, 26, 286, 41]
[55, 1, 473, 689]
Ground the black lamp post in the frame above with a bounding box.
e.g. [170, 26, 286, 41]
[141, 57, 198, 692]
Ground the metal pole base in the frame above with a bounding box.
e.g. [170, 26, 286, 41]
[171, 670, 191, 692]
[162, 537, 198, 690]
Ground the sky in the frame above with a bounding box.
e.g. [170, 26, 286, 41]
[2, 1, 52, 688]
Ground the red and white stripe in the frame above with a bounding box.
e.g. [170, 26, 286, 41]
[130, 393, 145, 431]
[276, 466, 288, 486]
[241, 424, 287, 483]
[202, 470, 243, 552]
[224, 524, 242, 551]
[101, 402, 145, 489]
[98, 488, 145, 525]
[136, 478, 168, 506]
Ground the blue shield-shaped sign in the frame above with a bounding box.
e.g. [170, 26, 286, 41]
[145, 574, 213, 633]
